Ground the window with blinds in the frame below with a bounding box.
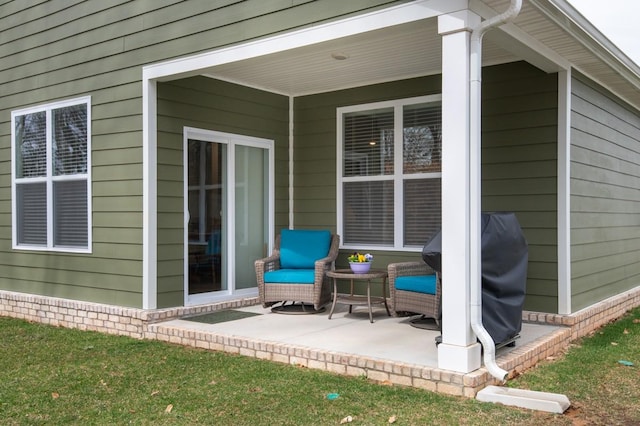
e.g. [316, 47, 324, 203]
[338, 95, 442, 249]
[12, 97, 91, 251]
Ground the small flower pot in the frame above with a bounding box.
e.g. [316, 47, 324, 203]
[349, 262, 371, 274]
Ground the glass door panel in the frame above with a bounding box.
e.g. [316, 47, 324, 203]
[187, 139, 226, 295]
[234, 145, 268, 290]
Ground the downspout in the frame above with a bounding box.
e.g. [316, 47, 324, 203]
[469, 0, 522, 382]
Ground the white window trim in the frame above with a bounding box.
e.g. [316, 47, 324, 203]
[11, 96, 92, 253]
[337, 94, 442, 252]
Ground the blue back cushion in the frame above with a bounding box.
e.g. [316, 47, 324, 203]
[394, 275, 437, 295]
[280, 229, 331, 269]
[206, 230, 221, 255]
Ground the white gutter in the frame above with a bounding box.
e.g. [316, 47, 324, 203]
[469, 0, 522, 382]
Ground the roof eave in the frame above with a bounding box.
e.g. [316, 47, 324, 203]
[533, 0, 640, 86]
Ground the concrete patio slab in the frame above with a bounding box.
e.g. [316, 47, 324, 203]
[150, 305, 567, 396]
[168, 304, 443, 367]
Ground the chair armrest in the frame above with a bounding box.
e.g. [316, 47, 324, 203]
[388, 261, 434, 280]
[255, 253, 281, 275]
[314, 253, 336, 272]
[313, 234, 340, 272]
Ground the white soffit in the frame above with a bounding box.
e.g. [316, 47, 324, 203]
[203, 19, 517, 96]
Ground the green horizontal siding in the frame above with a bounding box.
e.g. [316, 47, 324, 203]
[570, 73, 640, 312]
[1, 0, 399, 106]
[0, 0, 376, 306]
[481, 62, 559, 313]
[1, 0, 401, 307]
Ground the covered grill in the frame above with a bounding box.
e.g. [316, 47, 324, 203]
[422, 212, 528, 346]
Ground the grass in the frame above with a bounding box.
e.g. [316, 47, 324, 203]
[509, 308, 640, 425]
[0, 308, 638, 425]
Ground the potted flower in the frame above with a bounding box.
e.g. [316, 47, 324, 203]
[347, 252, 373, 274]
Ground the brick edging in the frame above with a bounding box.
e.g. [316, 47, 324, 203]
[522, 286, 640, 340]
[0, 290, 259, 339]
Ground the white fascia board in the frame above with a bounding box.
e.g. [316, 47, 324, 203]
[142, 0, 469, 82]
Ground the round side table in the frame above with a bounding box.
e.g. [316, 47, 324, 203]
[326, 269, 390, 323]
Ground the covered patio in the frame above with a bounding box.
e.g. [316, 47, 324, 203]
[141, 0, 640, 382]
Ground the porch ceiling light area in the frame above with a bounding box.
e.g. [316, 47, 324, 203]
[202, 19, 518, 96]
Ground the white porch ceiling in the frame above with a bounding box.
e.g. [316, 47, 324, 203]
[203, 18, 518, 97]
[199, 0, 640, 110]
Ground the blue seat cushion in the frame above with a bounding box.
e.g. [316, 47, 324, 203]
[280, 229, 331, 269]
[264, 269, 315, 284]
[394, 275, 437, 295]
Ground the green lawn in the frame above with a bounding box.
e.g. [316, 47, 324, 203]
[0, 307, 638, 425]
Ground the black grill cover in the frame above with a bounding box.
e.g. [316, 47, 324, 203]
[422, 212, 528, 345]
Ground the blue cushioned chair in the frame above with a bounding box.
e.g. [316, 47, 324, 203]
[388, 261, 441, 326]
[255, 229, 340, 312]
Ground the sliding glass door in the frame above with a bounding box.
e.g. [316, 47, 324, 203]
[184, 128, 273, 304]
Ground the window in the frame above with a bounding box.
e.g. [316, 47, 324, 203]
[12, 97, 91, 252]
[338, 95, 441, 250]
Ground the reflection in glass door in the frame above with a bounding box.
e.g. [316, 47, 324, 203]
[187, 140, 226, 294]
[184, 128, 273, 304]
[234, 145, 268, 290]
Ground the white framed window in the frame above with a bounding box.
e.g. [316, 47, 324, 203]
[11, 96, 92, 252]
[337, 95, 442, 251]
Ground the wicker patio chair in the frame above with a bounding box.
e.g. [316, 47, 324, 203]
[255, 229, 340, 312]
[388, 261, 442, 325]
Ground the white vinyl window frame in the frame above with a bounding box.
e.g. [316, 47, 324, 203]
[11, 96, 92, 253]
[337, 94, 442, 252]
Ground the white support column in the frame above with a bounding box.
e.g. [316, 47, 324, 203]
[142, 77, 158, 309]
[437, 10, 482, 373]
[557, 69, 572, 314]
